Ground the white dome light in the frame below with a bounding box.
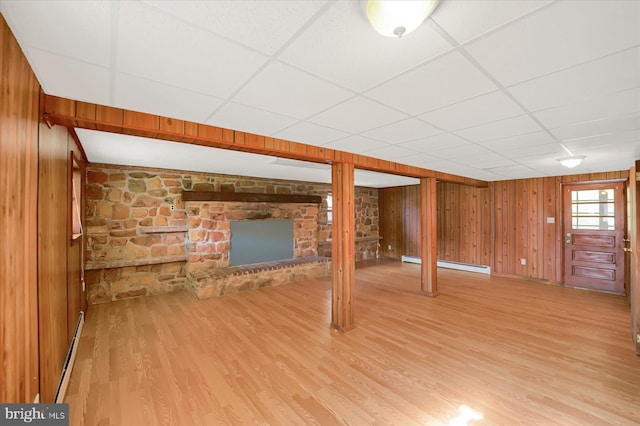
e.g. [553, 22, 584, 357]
[557, 156, 586, 168]
[366, 0, 440, 38]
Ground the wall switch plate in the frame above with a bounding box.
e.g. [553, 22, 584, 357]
[388, 245, 392, 250]
[637, 333, 640, 344]
[547, 217, 555, 223]
[520, 258, 526, 265]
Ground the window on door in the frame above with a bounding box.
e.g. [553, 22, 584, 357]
[570, 189, 615, 230]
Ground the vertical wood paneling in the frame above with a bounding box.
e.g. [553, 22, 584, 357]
[403, 186, 420, 257]
[494, 181, 505, 274]
[0, 15, 40, 403]
[38, 123, 72, 402]
[420, 178, 438, 296]
[378, 169, 629, 283]
[515, 180, 528, 277]
[542, 177, 557, 281]
[481, 185, 493, 267]
[378, 187, 404, 259]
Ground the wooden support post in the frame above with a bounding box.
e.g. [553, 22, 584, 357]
[420, 177, 438, 297]
[331, 162, 355, 333]
[632, 161, 640, 355]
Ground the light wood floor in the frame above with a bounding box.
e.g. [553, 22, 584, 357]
[66, 260, 640, 425]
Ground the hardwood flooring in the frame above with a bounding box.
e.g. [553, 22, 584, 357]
[65, 260, 640, 425]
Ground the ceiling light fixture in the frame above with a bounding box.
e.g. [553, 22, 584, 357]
[557, 156, 585, 168]
[366, 0, 440, 38]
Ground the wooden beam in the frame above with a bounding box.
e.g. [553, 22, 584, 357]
[420, 177, 438, 297]
[182, 191, 321, 204]
[41, 94, 488, 188]
[331, 162, 355, 333]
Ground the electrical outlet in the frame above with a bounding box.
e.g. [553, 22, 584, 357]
[170, 204, 175, 211]
[520, 258, 526, 265]
[388, 245, 392, 250]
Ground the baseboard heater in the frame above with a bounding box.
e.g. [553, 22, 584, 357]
[401, 256, 491, 275]
[55, 311, 84, 403]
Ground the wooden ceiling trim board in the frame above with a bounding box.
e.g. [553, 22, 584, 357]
[68, 128, 88, 162]
[41, 94, 488, 188]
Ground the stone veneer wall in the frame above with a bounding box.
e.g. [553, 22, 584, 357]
[84, 164, 380, 303]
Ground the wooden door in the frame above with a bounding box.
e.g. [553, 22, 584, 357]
[563, 182, 625, 293]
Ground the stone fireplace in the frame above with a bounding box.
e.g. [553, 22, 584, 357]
[185, 200, 319, 274]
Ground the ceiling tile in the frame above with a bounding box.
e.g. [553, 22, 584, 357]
[233, 61, 353, 119]
[454, 114, 544, 143]
[365, 51, 498, 115]
[1, 0, 111, 66]
[272, 122, 349, 146]
[563, 129, 640, 151]
[485, 164, 544, 179]
[353, 170, 419, 188]
[419, 90, 526, 131]
[508, 47, 640, 112]
[431, 143, 493, 160]
[479, 130, 555, 151]
[505, 142, 567, 157]
[26, 48, 110, 105]
[207, 102, 297, 136]
[398, 133, 470, 153]
[117, 1, 268, 99]
[466, 0, 640, 86]
[115, 73, 224, 123]
[361, 118, 442, 144]
[308, 96, 407, 134]
[323, 136, 389, 154]
[142, 0, 326, 55]
[550, 114, 640, 142]
[462, 157, 517, 170]
[279, 2, 453, 92]
[432, 0, 553, 44]
[364, 145, 419, 161]
[533, 87, 640, 129]
[401, 154, 460, 171]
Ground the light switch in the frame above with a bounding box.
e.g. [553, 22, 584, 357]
[547, 217, 555, 224]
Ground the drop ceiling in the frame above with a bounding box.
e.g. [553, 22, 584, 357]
[2, 0, 639, 185]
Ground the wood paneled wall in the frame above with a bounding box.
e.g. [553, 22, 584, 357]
[1, 16, 85, 403]
[379, 171, 630, 284]
[38, 123, 85, 402]
[0, 14, 40, 403]
[437, 183, 492, 266]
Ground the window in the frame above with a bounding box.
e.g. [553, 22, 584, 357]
[71, 156, 83, 239]
[326, 194, 332, 224]
[570, 189, 615, 230]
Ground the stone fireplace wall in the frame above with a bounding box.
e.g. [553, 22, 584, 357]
[84, 164, 379, 303]
[185, 201, 318, 273]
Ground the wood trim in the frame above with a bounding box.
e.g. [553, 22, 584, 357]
[331, 163, 355, 333]
[182, 191, 322, 204]
[41, 94, 488, 188]
[420, 178, 438, 296]
[68, 128, 88, 162]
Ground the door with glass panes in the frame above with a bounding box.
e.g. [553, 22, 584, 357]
[563, 182, 625, 294]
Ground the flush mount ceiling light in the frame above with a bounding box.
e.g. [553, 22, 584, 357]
[366, 0, 440, 38]
[557, 156, 586, 168]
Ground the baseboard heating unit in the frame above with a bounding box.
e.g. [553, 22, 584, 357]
[401, 256, 491, 275]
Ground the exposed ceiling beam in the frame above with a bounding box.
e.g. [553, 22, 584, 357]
[41, 94, 488, 188]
